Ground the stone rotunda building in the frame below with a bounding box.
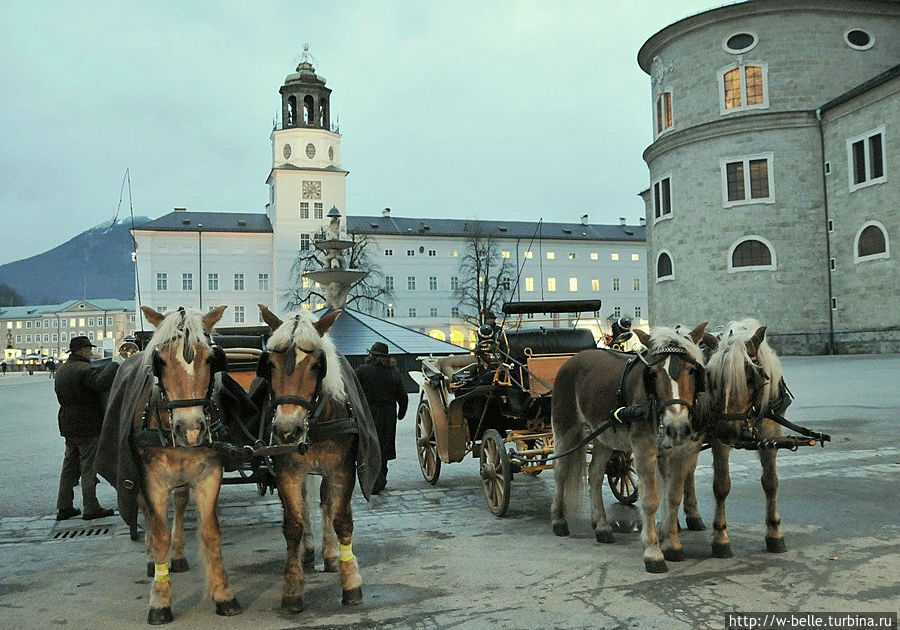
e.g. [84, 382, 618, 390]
[638, 0, 900, 354]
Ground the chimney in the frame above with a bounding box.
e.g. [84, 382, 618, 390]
[639, 217, 646, 226]
[619, 217, 626, 226]
[418, 221, 426, 233]
[581, 214, 588, 225]
[382, 207, 391, 218]
[174, 207, 187, 213]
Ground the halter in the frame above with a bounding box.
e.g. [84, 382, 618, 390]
[712, 352, 772, 439]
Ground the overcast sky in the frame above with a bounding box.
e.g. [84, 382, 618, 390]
[0, 0, 719, 265]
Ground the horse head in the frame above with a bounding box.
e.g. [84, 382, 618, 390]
[141, 305, 227, 446]
[258, 305, 344, 446]
[633, 322, 707, 449]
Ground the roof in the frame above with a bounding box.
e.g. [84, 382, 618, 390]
[133, 212, 273, 233]
[0, 298, 135, 319]
[347, 216, 645, 242]
[319, 307, 468, 356]
[269, 163, 349, 174]
[819, 63, 900, 113]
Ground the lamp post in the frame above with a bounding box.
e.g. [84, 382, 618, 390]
[198, 223, 203, 311]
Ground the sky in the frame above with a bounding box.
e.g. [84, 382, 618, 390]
[0, 0, 720, 265]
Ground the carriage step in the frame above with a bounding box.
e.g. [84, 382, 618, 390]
[50, 526, 112, 540]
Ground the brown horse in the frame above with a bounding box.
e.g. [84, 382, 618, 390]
[257, 305, 372, 613]
[136, 305, 241, 624]
[701, 318, 789, 558]
[550, 324, 707, 573]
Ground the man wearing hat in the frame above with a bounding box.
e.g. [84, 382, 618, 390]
[354, 342, 408, 494]
[54, 336, 121, 520]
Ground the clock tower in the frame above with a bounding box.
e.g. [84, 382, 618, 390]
[267, 45, 348, 308]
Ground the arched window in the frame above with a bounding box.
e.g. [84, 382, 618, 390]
[718, 63, 768, 114]
[287, 96, 297, 126]
[728, 236, 776, 271]
[855, 221, 889, 262]
[428, 330, 446, 341]
[303, 95, 314, 125]
[449, 330, 465, 347]
[656, 250, 674, 282]
[319, 98, 328, 127]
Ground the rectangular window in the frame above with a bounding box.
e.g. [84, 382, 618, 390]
[78, 318, 85, 327]
[60, 320, 66, 328]
[631, 254, 640, 261]
[314, 202, 323, 219]
[60, 332, 66, 342]
[656, 91, 673, 134]
[450, 276, 459, 291]
[635, 306, 642, 318]
[428, 250, 436, 257]
[106, 317, 113, 326]
[429, 276, 438, 291]
[430, 307, 438, 317]
[52, 320, 58, 327]
[384, 249, 393, 256]
[524, 251, 533, 259]
[720, 64, 767, 113]
[848, 127, 886, 191]
[500, 277, 511, 290]
[302, 277, 311, 288]
[157, 306, 167, 314]
[547, 277, 556, 292]
[25, 334, 31, 343]
[590, 252, 598, 260]
[15, 334, 21, 343]
[300, 233, 311, 250]
[525, 277, 534, 292]
[156, 273, 168, 291]
[88, 332, 94, 341]
[385, 276, 394, 291]
[613, 306, 621, 318]
[722, 154, 774, 206]
[568, 277, 578, 292]
[258, 273, 269, 290]
[182, 273, 193, 291]
[87, 317, 94, 326]
[299, 202, 309, 219]
[611, 253, 619, 261]
[386, 305, 394, 318]
[407, 276, 416, 290]
[234, 273, 244, 291]
[633, 278, 641, 291]
[450, 249, 458, 257]
[208, 273, 218, 290]
[451, 306, 459, 318]
[234, 306, 245, 323]
[591, 278, 600, 292]
[568, 252, 576, 260]
[52, 333, 58, 342]
[501, 250, 511, 259]
[613, 278, 620, 291]
[546, 252, 555, 260]
[408, 307, 416, 317]
[653, 175, 672, 220]
[407, 250, 415, 256]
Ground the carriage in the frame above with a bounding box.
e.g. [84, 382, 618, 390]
[410, 299, 639, 516]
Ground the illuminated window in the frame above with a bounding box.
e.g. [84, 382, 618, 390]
[547, 277, 556, 292]
[524, 251, 533, 259]
[302, 303, 311, 310]
[316, 303, 324, 310]
[428, 329, 446, 341]
[632, 254, 639, 261]
[302, 277, 311, 289]
[546, 252, 555, 260]
[656, 91, 673, 135]
[590, 253, 598, 260]
[568, 252, 576, 260]
[525, 277, 534, 292]
[450, 250, 458, 257]
[386, 304, 394, 318]
[568, 277, 577, 292]
[611, 253, 619, 261]
[449, 330, 464, 346]
[591, 279, 599, 292]
[501, 250, 511, 258]
[719, 63, 767, 113]
[78, 318, 85, 327]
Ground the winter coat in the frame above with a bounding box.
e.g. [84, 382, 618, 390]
[354, 360, 408, 462]
[55, 354, 119, 437]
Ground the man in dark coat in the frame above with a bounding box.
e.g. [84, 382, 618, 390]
[54, 336, 120, 520]
[354, 342, 407, 494]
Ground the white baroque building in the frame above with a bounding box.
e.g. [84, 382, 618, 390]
[134, 55, 648, 343]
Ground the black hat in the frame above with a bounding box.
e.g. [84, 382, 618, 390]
[368, 342, 389, 356]
[69, 336, 95, 352]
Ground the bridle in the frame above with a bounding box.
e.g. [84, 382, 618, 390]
[713, 351, 773, 438]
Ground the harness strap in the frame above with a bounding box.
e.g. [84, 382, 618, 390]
[765, 410, 831, 444]
[509, 410, 630, 464]
[166, 398, 212, 410]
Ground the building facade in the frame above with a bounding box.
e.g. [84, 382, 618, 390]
[2, 298, 136, 362]
[638, 0, 900, 354]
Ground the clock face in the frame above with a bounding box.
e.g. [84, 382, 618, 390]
[306, 143, 316, 159]
[328, 146, 334, 161]
[282, 144, 292, 159]
[302, 180, 322, 200]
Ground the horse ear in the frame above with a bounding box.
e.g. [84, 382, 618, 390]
[202, 305, 227, 332]
[258, 304, 283, 331]
[633, 328, 651, 347]
[701, 332, 719, 352]
[140, 306, 166, 329]
[313, 309, 341, 336]
[687, 321, 708, 345]
[746, 326, 767, 356]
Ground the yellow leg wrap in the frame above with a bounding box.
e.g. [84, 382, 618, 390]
[339, 543, 354, 562]
[154, 563, 170, 582]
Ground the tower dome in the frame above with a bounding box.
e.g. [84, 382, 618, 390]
[280, 45, 331, 130]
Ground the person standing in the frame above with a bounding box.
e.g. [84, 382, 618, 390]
[354, 342, 408, 494]
[1, 361, 6, 376]
[54, 336, 121, 520]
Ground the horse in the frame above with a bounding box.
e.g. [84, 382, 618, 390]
[257, 305, 377, 613]
[550, 323, 708, 573]
[701, 318, 789, 558]
[134, 305, 241, 624]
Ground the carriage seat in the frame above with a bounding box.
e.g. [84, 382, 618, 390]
[499, 327, 596, 364]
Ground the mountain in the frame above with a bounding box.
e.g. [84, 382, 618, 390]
[0, 218, 149, 304]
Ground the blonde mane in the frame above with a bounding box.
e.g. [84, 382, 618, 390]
[266, 310, 346, 402]
[707, 318, 783, 407]
[145, 308, 212, 362]
[648, 326, 705, 365]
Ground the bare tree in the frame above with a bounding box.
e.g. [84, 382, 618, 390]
[453, 225, 514, 326]
[284, 232, 393, 314]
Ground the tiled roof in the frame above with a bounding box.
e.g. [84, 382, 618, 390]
[0, 298, 135, 319]
[134, 212, 272, 233]
[318, 307, 468, 356]
[347, 216, 645, 242]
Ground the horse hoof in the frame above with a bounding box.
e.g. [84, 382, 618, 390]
[766, 536, 787, 553]
[552, 522, 569, 537]
[644, 559, 668, 573]
[281, 595, 304, 614]
[302, 549, 316, 568]
[215, 598, 242, 616]
[341, 587, 363, 606]
[712, 542, 733, 558]
[663, 548, 685, 562]
[147, 607, 173, 625]
[169, 558, 189, 573]
[146, 562, 154, 578]
[686, 516, 707, 531]
[324, 557, 339, 573]
[595, 530, 614, 544]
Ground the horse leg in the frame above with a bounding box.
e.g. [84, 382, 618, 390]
[169, 487, 190, 573]
[144, 478, 174, 625]
[140, 495, 156, 578]
[587, 444, 613, 543]
[633, 438, 666, 573]
[659, 450, 694, 562]
[330, 465, 363, 606]
[193, 467, 241, 616]
[550, 414, 585, 537]
[682, 450, 706, 531]
[760, 446, 786, 552]
[319, 477, 340, 573]
[277, 470, 307, 613]
[300, 476, 316, 569]
[711, 441, 734, 558]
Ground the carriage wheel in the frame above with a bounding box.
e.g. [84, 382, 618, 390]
[415, 401, 441, 484]
[607, 451, 639, 505]
[480, 429, 511, 517]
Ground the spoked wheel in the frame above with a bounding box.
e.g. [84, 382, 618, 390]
[415, 401, 441, 484]
[607, 450, 639, 505]
[480, 429, 512, 517]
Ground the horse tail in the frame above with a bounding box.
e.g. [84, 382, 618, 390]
[551, 366, 586, 521]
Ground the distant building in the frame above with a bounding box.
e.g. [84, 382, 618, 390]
[1, 298, 136, 362]
[638, 0, 899, 353]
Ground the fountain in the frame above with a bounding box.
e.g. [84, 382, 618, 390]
[302, 206, 368, 309]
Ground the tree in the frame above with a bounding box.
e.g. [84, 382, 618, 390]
[453, 225, 514, 326]
[0, 283, 24, 307]
[284, 232, 393, 314]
